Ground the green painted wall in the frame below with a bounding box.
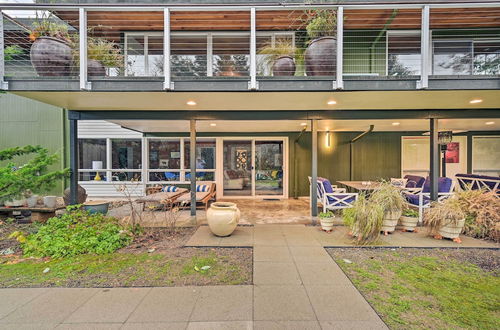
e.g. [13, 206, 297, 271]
[0, 93, 67, 195]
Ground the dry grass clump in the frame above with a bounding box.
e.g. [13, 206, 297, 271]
[424, 198, 465, 236]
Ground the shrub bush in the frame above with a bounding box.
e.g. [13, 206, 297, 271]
[22, 207, 133, 258]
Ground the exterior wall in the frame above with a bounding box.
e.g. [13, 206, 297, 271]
[0, 93, 66, 195]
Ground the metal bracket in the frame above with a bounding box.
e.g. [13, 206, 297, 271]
[248, 80, 259, 90]
[0, 81, 8, 90]
[164, 81, 175, 91]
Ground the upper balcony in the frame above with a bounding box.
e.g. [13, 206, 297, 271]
[1, 1, 500, 93]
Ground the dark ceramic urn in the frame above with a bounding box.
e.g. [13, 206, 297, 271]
[63, 184, 88, 205]
[304, 36, 337, 76]
[88, 59, 106, 77]
[272, 56, 296, 76]
[30, 36, 73, 76]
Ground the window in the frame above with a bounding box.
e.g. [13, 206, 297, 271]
[78, 139, 107, 181]
[148, 139, 181, 182]
[472, 136, 500, 176]
[473, 41, 500, 75]
[111, 139, 142, 181]
[387, 32, 421, 76]
[184, 139, 216, 181]
[213, 34, 250, 77]
[171, 34, 207, 78]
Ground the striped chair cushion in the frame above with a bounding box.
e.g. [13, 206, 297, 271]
[196, 184, 209, 192]
[162, 186, 178, 192]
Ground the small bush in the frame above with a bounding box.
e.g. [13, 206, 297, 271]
[22, 207, 133, 258]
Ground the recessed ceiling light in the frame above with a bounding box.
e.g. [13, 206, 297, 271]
[300, 122, 307, 126]
[485, 121, 495, 125]
[186, 100, 197, 106]
[210, 123, 217, 127]
[470, 99, 483, 104]
[327, 100, 337, 105]
[392, 122, 400, 126]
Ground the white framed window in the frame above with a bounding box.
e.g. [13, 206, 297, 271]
[472, 136, 500, 176]
[386, 30, 422, 76]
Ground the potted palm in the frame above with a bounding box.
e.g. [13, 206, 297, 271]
[400, 208, 419, 232]
[303, 9, 337, 76]
[424, 198, 466, 243]
[318, 211, 335, 232]
[370, 182, 406, 235]
[258, 40, 296, 76]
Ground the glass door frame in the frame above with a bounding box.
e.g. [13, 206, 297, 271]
[216, 137, 288, 200]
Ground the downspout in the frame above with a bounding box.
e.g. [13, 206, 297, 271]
[293, 126, 307, 199]
[370, 9, 398, 73]
[349, 125, 374, 181]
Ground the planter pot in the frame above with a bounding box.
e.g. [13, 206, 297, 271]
[43, 196, 57, 209]
[206, 202, 240, 237]
[304, 37, 337, 76]
[5, 199, 26, 207]
[63, 185, 88, 205]
[272, 56, 296, 76]
[30, 36, 73, 77]
[83, 201, 109, 215]
[438, 218, 466, 240]
[26, 195, 39, 208]
[381, 209, 402, 233]
[400, 215, 418, 232]
[320, 217, 335, 232]
[88, 59, 106, 77]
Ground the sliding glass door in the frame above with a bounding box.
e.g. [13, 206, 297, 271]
[255, 140, 284, 196]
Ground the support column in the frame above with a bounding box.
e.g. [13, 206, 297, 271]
[0, 10, 9, 90]
[79, 8, 90, 90]
[417, 5, 430, 89]
[69, 117, 79, 205]
[163, 8, 173, 90]
[311, 119, 318, 218]
[430, 118, 439, 201]
[335, 6, 344, 90]
[190, 119, 197, 219]
[249, 7, 257, 90]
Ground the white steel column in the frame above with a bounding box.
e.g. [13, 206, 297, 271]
[249, 7, 258, 90]
[164, 8, 173, 90]
[417, 5, 430, 89]
[79, 8, 90, 90]
[0, 10, 7, 90]
[207, 33, 213, 77]
[335, 6, 344, 90]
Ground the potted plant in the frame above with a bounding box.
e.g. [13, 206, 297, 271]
[73, 37, 123, 77]
[345, 193, 384, 245]
[24, 189, 39, 208]
[29, 15, 73, 76]
[258, 40, 296, 76]
[318, 211, 335, 232]
[370, 182, 406, 235]
[303, 9, 337, 76]
[400, 208, 419, 232]
[424, 198, 466, 243]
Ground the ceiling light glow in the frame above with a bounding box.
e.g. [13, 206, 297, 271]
[485, 121, 495, 125]
[470, 99, 483, 104]
[327, 100, 337, 105]
[392, 122, 400, 126]
[210, 123, 217, 127]
[186, 100, 197, 106]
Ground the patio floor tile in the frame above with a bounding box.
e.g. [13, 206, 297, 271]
[218, 227, 254, 246]
[63, 288, 150, 324]
[289, 246, 332, 263]
[56, 323, 123, 329]
[127, 287, 201, 322]
[253, 285, 316, 321]
[253, 233, 288, 246]
[254, 262, 302, 285]
[0, 288, 98, 324]
[320, 320, 388, 329]
[253, 321, 321, 329]
[295, 262, 352, 286]
[184, 226, 222, 247]
[0, 323, 57, 330]
[253, 246, 293, 262]
[190, 286, 252, 321]
[0, 288, 48, 320]
[121, 322, 188, 330]
[186, 321, 252, 329]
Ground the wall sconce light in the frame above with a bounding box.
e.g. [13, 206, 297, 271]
[325, 131, 331, 148]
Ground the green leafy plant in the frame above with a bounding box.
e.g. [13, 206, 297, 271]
[304, 9, 337, 40]
[4, 45, 24, 61]
[29, 12, 71, 43]
[258, 39, 296, 73]
[72, 35, 123, 68]
[0, 145, 70, 203]
[402, 209, 419, 218]
[21, 206, 133, 258]
[424, 198, 465, 236]
[319, 211, 334, 219]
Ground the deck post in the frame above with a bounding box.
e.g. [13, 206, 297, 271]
[79, 8, 90, 90]
[163, 8, 173, 90]
[311, 119, 318, 219]
[69, 117, 79, 205]
[190, 119, 197, 220]
[335, 6, 344, 90]
[430, 118, 439, 201]
[249, 7, 257, 90]
[0, 10, 7, 90]
[417, 5, 430, 89]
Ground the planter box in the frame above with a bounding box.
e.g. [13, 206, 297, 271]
[320, 217, 335, 232]
[400, 215, 418, 232]
[439, 218, 466, 239]
[381, 209, 401, 233]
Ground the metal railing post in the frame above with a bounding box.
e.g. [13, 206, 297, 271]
[335, 6, 344, 90]
[163, 8, 173, 90]
[0, 10, 8, 90]
[249, 7, 258, 90]
[79, 8, 90, 90]
[417, 5, 430, 89]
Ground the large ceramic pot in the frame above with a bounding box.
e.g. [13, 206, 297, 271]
[83, 201, 109, 215]
[272, 56, 296, 76]
[63, 184, 88, 205]
[206, 202, 240, 237]
[319, 216, 335, 232]
[381, 209, 402, 234]
[26, 195, 39, 208]
[30, 36, 73, 76]
[400, 215, 418, 232]
[88, 59, 106, 77]
[304, 37, 337, 76]
[43, 196, 57, 209]
[438, 218, 465, 240]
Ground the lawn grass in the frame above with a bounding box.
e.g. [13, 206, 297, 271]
[0, 249, 252, 288]
[329, 248, 500, 330]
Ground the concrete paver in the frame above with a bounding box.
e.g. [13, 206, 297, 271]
[253, 321, 321, 329]
[253, 246, 293, 262]
[187, 321, 253, 329]
[121, 322, 188, 330]
[254, 262, 302, 285]
[0, 288, 48, 319]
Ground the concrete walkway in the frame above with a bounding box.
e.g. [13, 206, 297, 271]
[0, 225, 388, 329]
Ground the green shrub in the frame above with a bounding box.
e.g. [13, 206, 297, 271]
[22, 207, 133, 258]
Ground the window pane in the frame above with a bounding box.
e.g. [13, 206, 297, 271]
[126, 35, 146, 76]
[472, 136, 500, 176]
[433, 40, 472, 75]
[111, 139, 142, 169]
[213, 34, 250, 76]
[387, 33, 421, 76]
[149, 171, 180, 182]
[78, 139, 107, 169]
[79, 172, 108, 181]
[185, 171, 215, 181]
[257, 35, 273, 76]
[473, 41, 500, 75]
[148, 36, 164, 76]
[149, 139, 181, 169]
[184, 139, 216, 169]
[171, 35, 207, 77]
[112, 171, 142, 182]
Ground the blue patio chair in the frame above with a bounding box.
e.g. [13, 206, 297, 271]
[455, 173, 500, 194]
[403, 174, 426, 193]
[308, 176, 358, 213]
[403, 177, 455, 223]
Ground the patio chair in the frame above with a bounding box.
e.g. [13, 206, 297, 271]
[403, 177, 455, 223]
[403, 174, 426, 193]
[177, 181, 216, 210]
[455, 173, 500, 194]
[136, 186, 188, 211]
[308, 176, 358, 213]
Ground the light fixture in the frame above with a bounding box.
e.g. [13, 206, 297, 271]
[186, 100, 197, 106]
[327, 100, 337, 105]
[485, 121, 495, 125]
[300, 122, 307, 126]
[325, 131, 331, 148]
[469, 99, 483, 104]
[392, 122, 400, 126]
[210, 123, 217, 127]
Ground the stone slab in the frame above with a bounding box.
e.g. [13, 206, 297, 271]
[253, 246, 293, 262]
[295, 262, 353, 286]
[0, 288, 48, 320]
[122, 322, 188, 330]
[254, 321, 321, 329]
[187, 321, 253, 329]
[254, 262, 302, 285]
[190, 286, 252, 322]
[253, 285, 316, 321]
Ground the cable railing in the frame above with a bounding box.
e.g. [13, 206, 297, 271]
[1, 4, 499, 90]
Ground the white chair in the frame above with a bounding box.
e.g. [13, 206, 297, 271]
[308, 177, 358, 213]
